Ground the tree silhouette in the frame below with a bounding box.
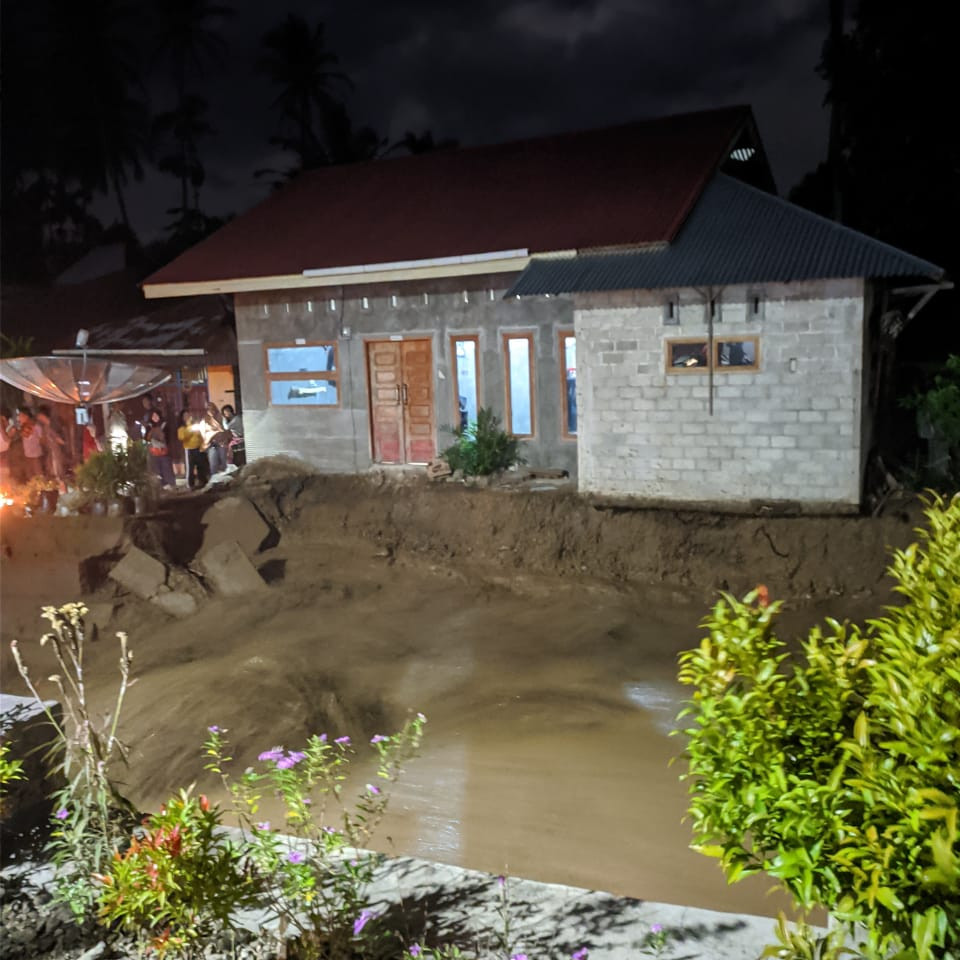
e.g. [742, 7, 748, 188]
[150, 0, 233, 226]
[385, 130, 460, 157]
[257, 14, 353, 171]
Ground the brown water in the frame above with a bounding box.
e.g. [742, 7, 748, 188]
[1, 519, 877, 919]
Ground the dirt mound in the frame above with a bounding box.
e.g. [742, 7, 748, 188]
[240, 471, 920, 602]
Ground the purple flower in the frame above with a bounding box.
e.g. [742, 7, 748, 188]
[370, 734, 388, 744]
[650, 923, 663, 935]
[286, 850, 304, 864]
[365, 783, 381, 795]
[496, 875, 506, 888]
[258, 748, 284, 762]
[54, 807, 68, 821]
[511, 954, 528, 960]
[334, 735, 351, 746]
[352, 909, 377, 935]
[571, 950, 588, 960]
[408, 946, 422, 958]
[207, 725, 221, 734]
[276, 750, 305, 770]
[322, 825, 337, 835]
[255, 821, 271, 831]
[319, 733, 327, 742]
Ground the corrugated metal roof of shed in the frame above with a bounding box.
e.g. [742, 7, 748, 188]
[506, 174, 945, 296]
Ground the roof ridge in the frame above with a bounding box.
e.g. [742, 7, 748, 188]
[295, 104, 754, 182]
[713, 173, 944, 278]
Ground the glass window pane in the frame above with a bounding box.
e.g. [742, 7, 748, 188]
[267, 345, 336, 373]
[454, 339, 479, 430]
[507, 337, 532, 435]
[668, 341, 708, 369]
[716, 339, 756, 367]
[563, 335, 577, 435]
[269, 379, 338, 405]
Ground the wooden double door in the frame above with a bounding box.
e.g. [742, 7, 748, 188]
[367, 338, 436, 464]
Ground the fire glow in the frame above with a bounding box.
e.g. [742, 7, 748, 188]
[0, 491, 15, 510]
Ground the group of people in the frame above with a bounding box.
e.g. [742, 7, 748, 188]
[0, 396, 244, 494]
[0, 406, 70, 488]
[173, 402, 244, 490]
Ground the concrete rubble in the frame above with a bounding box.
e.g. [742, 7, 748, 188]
[107, 546, 166, 600]
[199, 496, 272, 557]
[197, 539, 267, 597]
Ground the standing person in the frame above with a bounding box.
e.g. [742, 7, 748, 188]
[81, 420, 103, 461]
[221, 404, 245, 467]
[16, 409, 45, 481]
[36, 406, 67, 487]
[202, 402, 228, 476]
[146, 409, 176, 489]
[177, 410, 209, 489]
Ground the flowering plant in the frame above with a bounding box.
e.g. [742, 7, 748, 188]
[204, 713, 426, 956]
[97, 787, 257, 956]
[10, 602, 136, 921]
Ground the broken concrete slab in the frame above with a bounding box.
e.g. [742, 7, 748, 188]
[108, 546, 167, 600]
[198, 540, 267, 597]
[150, 591, 199, 618]
[199, 496, 272, 558]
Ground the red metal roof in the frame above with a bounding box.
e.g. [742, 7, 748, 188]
[145, 105, 752, 288]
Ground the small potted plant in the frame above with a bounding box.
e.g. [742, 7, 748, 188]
[74, 449, 121, 515]
[119, 442, 154, 514]
[25, 474, 61, 514]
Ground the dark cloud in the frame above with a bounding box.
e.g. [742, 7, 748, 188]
[107, 0, 831, 239]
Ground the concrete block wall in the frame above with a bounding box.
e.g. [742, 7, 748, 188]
[233, 277, 576, 475]
[574, 278, 866, 506]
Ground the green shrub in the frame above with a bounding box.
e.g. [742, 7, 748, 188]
[678, 494, 960, 960]
[97, 788, 257, 956]
[442, 407, 525, 476]
[904, 354, 960, 483]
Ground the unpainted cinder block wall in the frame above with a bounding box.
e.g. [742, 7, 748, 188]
[233, 276, 577, 475]
[574, 278, 866, 507]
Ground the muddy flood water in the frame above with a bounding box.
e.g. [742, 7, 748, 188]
[1, 503, 891, 921]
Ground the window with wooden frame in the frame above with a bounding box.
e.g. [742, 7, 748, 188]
[665, 336, 759, 373]
[450, 335, 480, 431]
[264, 342, 340, 406]
[503, 333, 535, 437]
[558, 331, 577, 437]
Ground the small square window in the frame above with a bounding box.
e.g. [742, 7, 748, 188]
[264, 342, 340, 406]
[715, 338, 759, 370]
[666, 339, 709, 371]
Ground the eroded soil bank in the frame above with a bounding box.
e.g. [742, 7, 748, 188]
[0, 465, 922, 919]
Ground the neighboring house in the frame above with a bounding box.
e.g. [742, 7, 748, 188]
[2, 247, 238, 470]
[142, 106, 947, 509]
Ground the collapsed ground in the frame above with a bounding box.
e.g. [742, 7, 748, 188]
[0, 461, 923, 918]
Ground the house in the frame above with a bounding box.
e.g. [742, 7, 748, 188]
[2, 246, 238, 472]
[142, 106, 948, 509]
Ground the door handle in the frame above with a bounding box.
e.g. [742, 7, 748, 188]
[402, 384, 409, 406]
[395, 385, 401, 405]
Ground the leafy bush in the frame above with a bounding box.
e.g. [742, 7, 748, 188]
[97, 788, 257, 956]
[10, 603, 137, 921]
[678, 494, 960, 960]
[904, 354, 960, 483]
[74, 442, 153, 503]
[0, 739, 25, 818]
[442, 407, 525, 477]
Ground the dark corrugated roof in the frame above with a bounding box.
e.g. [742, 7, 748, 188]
[506, 174, 945, 296]
[144, 106, 753, 288]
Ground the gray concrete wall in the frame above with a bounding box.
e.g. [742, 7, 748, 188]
[573, 278, 867, 507]
[234, 276, 576, 475]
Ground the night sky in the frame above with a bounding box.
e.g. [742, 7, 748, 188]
[105, 0, 831, 241]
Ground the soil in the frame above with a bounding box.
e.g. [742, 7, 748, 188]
[0, 461, 924, 923]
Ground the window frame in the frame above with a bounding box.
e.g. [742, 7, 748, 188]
[664, 335, 760, 375]
[714, 335, 761, 372]
[502, 332, 536, 438]
[450, 334, 481, 428]
[558, 329, 577, 439]
[263, 340, 341, 408]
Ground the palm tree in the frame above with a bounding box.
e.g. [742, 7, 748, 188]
[150, 0, 233, 219]
[385, 129, 460, 157]
[48, 0, 149, 238]
[257, 14, 352, 171]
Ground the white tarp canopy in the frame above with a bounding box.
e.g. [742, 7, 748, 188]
[0, 356, 171, 405]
